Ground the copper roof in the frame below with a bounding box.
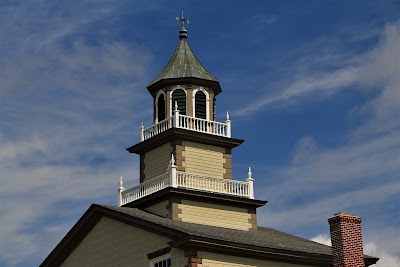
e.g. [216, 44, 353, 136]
[147, 26, 221, 94]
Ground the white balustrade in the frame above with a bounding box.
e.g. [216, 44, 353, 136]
[177, 115, 229, 137]
[120, 171, 170, 205]
[141, 112, 231, 141]
[142, 117, 173, 141]
[119, 168, 253, 206]
[176, 171, 250, 198]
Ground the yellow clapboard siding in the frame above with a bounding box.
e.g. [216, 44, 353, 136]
[144, 200, 168, 217]
[144, 143, 171, 180]
[185, 141, 225, 153]
[177, 200, 251, 231]
[179, 207, 251, 219]
[181, 200, 248, 212]
[61, 217, 187, 267]
[184, 141, 225, 178]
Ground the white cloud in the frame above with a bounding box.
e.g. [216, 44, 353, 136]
[311, 235, 400, 267]
[0, 4, 154, 266]
[364, 242, 400, 267]
[310, 234, 331, 246]
[355, 23, 400, 135]
[254, 22, 400, 267]
[233, 65, 358, 116]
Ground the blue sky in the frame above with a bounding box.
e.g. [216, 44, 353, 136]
[0, 1, 399, 266]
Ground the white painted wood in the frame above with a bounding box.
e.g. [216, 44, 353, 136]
[246, 167, 254, 199]
[121, 171, 170, 205]
[140, 121, 145, 142]
[118, 176, 125, 207]
[121, 169, 255, 205]
[141, 113, 231, 141]
[142, 117, 173, 140]
[226, 111, 231, 138]
[170, 154, 177, 188]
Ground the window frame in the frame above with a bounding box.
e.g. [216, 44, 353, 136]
[192, 87, 209, 120]
[170, 86, 187, 117]
[149, 254, 171, 267]
[155, 90, 166, 123]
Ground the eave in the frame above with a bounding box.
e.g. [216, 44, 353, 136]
[127, 127, 244, 155]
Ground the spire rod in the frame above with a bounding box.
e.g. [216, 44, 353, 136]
[176, 8, 189, 38]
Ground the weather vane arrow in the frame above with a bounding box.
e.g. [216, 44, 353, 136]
[176, 8, 189, 26]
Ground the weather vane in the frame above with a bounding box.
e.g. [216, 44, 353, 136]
[176, 9, 189, 26]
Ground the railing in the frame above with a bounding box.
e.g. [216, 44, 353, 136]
[118, 160, 254, 206]
[140, 108, 231, 141]
[177, 115, 228, 137]
[119, 171, 170, 206]
[176, 171, 250, 197]
[142, 117, 173, 141]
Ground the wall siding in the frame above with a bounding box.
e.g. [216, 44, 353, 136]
[144, 200, 169, 218]
[61, 217, 185, 267]
[177, 200, 252, 231]
[199, 251, 311, 267]
[144, 143, 171, 181]
[184, 141, 225, 178]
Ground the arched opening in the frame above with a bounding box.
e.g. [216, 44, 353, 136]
[172, 89, 186, 115]
[156, 93, 166, 122]
[195, 91, 207, 119]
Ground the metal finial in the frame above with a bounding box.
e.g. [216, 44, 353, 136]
[176, 9, 189, 38]
[176, 8, 190, 26]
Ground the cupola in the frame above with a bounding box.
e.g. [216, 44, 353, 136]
[120, 12, 266, 232]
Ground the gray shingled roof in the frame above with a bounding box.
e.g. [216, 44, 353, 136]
[147, 28, 218, 87]
[101, 204, 334, 256]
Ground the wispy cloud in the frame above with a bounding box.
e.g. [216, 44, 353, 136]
[0, 3, 154, 266]
[233, 66, 358, 116]
[253, 22, 400, 266]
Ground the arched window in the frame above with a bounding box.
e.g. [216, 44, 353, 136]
[156, 93, 166, 122]
[172, 89, 186, 115]
[195, 91, 207, 119]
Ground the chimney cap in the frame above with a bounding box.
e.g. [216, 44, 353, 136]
[334, 212, 361, 218]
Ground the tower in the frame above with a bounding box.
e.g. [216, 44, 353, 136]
[120, 14, 266, 231]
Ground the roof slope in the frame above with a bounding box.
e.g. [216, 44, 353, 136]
[102, 204, 334, 256]
[147, 27, 218, 88]
[41, 204, 379, 267]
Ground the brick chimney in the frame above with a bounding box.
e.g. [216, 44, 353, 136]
[328, 212, 364, 267]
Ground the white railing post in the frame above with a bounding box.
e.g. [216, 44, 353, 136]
[173, 101, 180, 128]
[140, 121, 144, 141]
[246, 167, 254, 199]
[118, 176, 126, 207]
[170, 154, 177, 188]
[226, 111, 231, 138]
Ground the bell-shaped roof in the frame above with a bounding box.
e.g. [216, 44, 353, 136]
[147, 26, 221, 95]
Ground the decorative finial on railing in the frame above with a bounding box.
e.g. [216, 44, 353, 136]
[170, 153, 176, 167]
[170, 154, 177, 188]
[246, 167, 254, 199]
[119, 176, 124, 188]
[118, 176, 126, 207]
[225, 111, 231, 138]
[140, 121, 145, 141]
[174, 101, 179, 111]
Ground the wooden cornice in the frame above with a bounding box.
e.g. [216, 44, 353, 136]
[127, 127, 244, 155]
